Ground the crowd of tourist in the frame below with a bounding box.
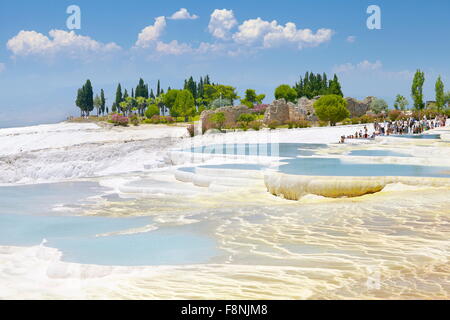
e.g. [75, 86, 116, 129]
[339, 115, 448, 144]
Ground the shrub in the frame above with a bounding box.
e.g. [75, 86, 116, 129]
[318, 120, 329, 127]
[150, 115, 161, 124]
[237, 121, 248, 131]
[286, 121, 295, 129]
[296, 120, 311, 128]
[130, 114, 140, 126]
[209, 112, 226, 130]
[165, 116, 175, 124]
[252, 104, 269, 115]
[351, 118, 360, 125]
[187, 124, 195, 137]
[237, 113, 256, 124]
[388, 109, 402, 121]
[249, 120, 262, 131]
[313, 95, 350, 126]
[359, 115, 375, 124]
[268, 120, 280, 130]
[341, 118, 352, 125]
[110, 113, 129, 126]
[145, 104, 160, 119]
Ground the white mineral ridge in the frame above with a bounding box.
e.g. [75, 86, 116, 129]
[0, 122, 188, 185]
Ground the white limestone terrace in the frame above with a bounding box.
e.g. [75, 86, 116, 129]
[0, 122, 188, 185]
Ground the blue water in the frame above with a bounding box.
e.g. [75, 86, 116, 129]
[0, 182, 217, 266]
[278, 158, 450, 178]
[391, 134, 441, 140]
[349, 150, 410, 157]
[183, 143, 325, 157]
[0, 182, 105, 216]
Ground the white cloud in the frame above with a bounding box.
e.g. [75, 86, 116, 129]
[135, 16, 166, 48]
[346, 36, 356, 43]
[7, 30, 120, 58]
[333, 62, 355, 73]
[155, 40, 192, 55]
[233, 17, 333, 49]
[357, 60, 382, 70]
[169, 8, 198, 20]
[0, 63, 5, 72]
[333, 60, 383, 73]
[208, 9, 238, 39]
[232, 18, 274, 44]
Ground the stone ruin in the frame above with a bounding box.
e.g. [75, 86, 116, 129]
[199, 96, 376, 132]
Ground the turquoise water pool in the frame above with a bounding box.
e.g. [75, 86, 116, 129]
[0, 182, 217, 266]
[391, 134, 441, 139]
[348, 150, 410, 157]
[279, 158, 450, 177]
[183, 143, 325, 157]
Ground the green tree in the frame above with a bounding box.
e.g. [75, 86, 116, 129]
[411, 70, 425, 110]
[294, 72, 337, 98]
[100, 89, 106, 115]
[445, 91, 450, 109]
[209, 112, 226, 131]
[93, 94, 102, 116]
[328, 74, 344, 97]
[135, 96, 147, 116]
[163, 89, 180, 111]
[240, 89, 265, 107]
[184, 76, 197, 100]
[203, 84, 239, 106]
[313, 95, 350, 126]
[435, 76, 445, 112]
[135, 78, 149, 99]
[171, 89, 195, 121]
[274, 85, 297, 103]
[75, 88, 84, 117]
[115, 83, 123, 107]
[83, 80, 94, 116]
[394, 94, 408, 110]
[370, 98, 389, 114]
[145, 104, 160, 119]
[157, 80, 161, 97]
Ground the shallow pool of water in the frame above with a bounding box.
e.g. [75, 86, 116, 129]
[183, 143, 325, 157]
[391, 134, 440, 139]
[348, 150, 410, 157]
[279, 157, 450, 177]
[0, 182, 217, 266]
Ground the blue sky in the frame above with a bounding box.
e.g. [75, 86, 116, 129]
[1, 0, 449, 127]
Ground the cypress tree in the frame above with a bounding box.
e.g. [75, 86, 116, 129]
[84, 80, 94, 116]
[100, 89, 106, 115]
[157, 80, 161, 97]
[115, 84, 123, 107]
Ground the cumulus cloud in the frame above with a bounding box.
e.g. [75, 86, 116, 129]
[169, 8, 198, 20]
[135, 16, 166, 48]
[7, 30, 120, 58]
[346, 36, 356, 43]
[333, 60, 383, 73]
[155, 40, 192, 55]
[233, 17, 333, 49]
[208, 9, 238, 39]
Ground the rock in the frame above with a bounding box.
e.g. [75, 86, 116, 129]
[200, 105, 251, 133]
[263, 99, 291, 125]
[263, 98, 317, 125]
[345, 96, 375, 118]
